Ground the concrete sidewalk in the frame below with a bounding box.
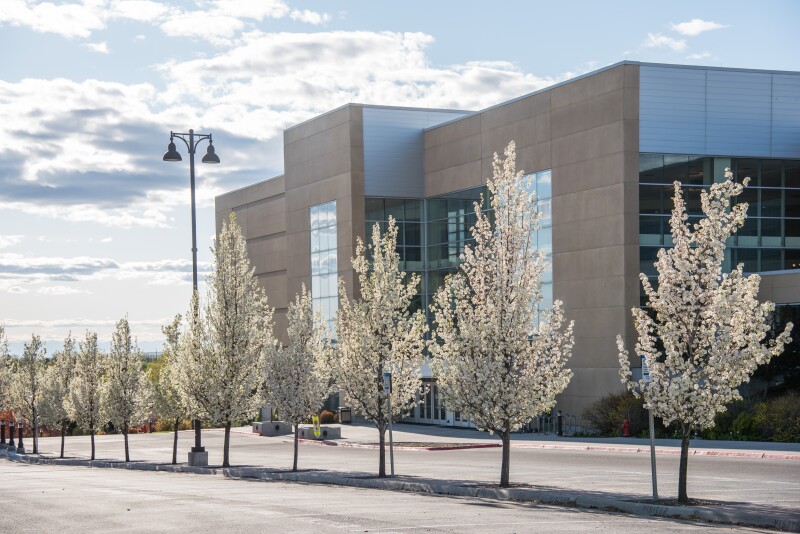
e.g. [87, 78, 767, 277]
[293, 421, 800, 460]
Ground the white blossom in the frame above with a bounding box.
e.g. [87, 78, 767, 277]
[67, 331, 104, 460]
[39, 333, 76, 458]
[101, 317, 150, 462]
[264, 285, 331, 471]
[617, 169, 793, 502]
[10, 333, 47, 454]
[332, 218, 428, 477]
[430, 141, 574, 488]
[174, 212, 275, 467]
[0, 326, 11, 412]
[150, 314, 186, 465]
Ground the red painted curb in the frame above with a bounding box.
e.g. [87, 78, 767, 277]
[297, 439, 501, 451]
[509, 442, 799, 460]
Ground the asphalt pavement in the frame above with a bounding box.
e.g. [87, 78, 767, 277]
[1, 422, 798, 532]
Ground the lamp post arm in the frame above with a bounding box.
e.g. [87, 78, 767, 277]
[170, 131, 212, 155]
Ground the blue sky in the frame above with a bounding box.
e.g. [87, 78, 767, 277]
[1, 0, 798, 354]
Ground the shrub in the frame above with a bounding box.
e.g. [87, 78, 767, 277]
[582, 390, 648, 437]
[319, 410, 337, 424]
[755, 392, 800, 442]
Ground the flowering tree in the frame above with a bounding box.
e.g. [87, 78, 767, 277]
[150, 314, 186, 465]
[175, 212, 275, 467]
[67, 331, 104, 460]
[102, 317, 150, 462]
[10, 333, 48, 453]
[430, 141, 574, 488]
[39, 333, 76, 458]
[265, 285, 331, 471]
[0, 326, 10, 413]
[333, 218, 428, 478]
[617, 169, 793, 503]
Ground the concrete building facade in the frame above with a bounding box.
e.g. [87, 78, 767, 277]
[216, 61, 800, 422]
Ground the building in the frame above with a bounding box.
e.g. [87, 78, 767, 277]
[216, 61, 800, 423]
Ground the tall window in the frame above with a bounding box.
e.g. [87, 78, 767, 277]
[527, 169, 553, 325]
[310, 201, 338, 333]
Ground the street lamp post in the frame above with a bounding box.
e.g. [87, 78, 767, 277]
[0, 420, 6, 449]
[163, 129, 219, 467]
[8, 420, 14, 450]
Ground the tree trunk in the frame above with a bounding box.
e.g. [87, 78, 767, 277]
[222, 420, 232, 467]
[90, 430, 95, 461]
[293, 423, 299, 472]
[60, 422, 66, 458]
[378, 426, 386, 478]
[172, 417, 180, 465]
[500, 431, 511, 488]
[678, 424, 692, 503]
[33, 409, 39, 454]
[124, 426, 130, 462]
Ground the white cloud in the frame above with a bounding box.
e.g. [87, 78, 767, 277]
[134, 34, 146, 40]
[82, 41, 110, 54]
[159, 11, 244, 46]
[101, 237, 113, 243]
[644, 33, 687, 52]
[112, 0, 169, 22]
[687, 51, 713, 60]
[0, 0, 105, 39]
[0, 235, 24, 249]
[212, 0, 289, 20]
[7, 286, 28, 294]
[37, 285, 88, 295]
[290, 9, 330, 25]
[0, 316, 175, 346]
[671, 19, 727, 36]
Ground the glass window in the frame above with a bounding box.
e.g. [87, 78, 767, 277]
[738, 187, 759, 218]
[427, 199, 448, 221]
[663, 154, 688, 183]
[687, 156, 710, 186]
[640, 154, 664, 183]
[310, 201, 338, 334]
[640, 186, 662, 214]
[404, 200, 422, 221]
[737, 218, 759, 247]
[760, 189, 782, 218]
[761, 249, 782, 272]
[787, 160, 800, 188]
[734, 248, 758, 273]
[786, 249, 800, 270]
[786, 189, 800, 218]
[786, 219, 800, 248]
[385, 198, 404, 221]
[736, 159, 759, 186]
[365, 198, 384, 221]
[762, 160, 783, 188]
[537, 170, 552, 199]
[640, 216, 663, 245]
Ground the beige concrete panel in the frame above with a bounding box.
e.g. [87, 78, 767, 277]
[557, 367, 627, 415]
[551, 152, 627, 197]
[550, 65, 625, 110]
[248, 236, 287, 274]
[258, 271, 289, 309]
[424, 134, 481, 173]
[563, 306, 630, 339]
[285, 123, 352, 169]
[424, 160, 483, 198]
[551, 183, 626, 225]
[623, 119, 639, 158]
[552, 245, 629, 281]
[550, 89, 624, 140]
[245, 176, 285, 202]
[570, 335, 627, 368]
[424, 114, 481, 149]
[555, 274, 628, 310]
[285, 186, 314, 213]
[285, 231, 309, 258]
[272, 310, 289, 345]
[285, 149, 351, 189]
[480, 113, 551, 159]
[759, 272, 800, 304]
[622, 64, 641, 121]
[215, 188, 248, 213]
[553, 213, 626, 253]
[515, 141, 551, 175]
[286, 207, 310, 234]
[480, 96, 536, 131]
[284, 106, 352, 145]
[551, 121, 625, 167]
[243, 200, 286, 239]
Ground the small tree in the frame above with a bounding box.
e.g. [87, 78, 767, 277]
[430, 141, 574, 488]
[10, 333, 47, 453]
[68, 331, 104, 460]
[39, 333, 76, 458]
[151, 314, 186, 465]
[0, 326, 11, 413]
[102, 317, 150, 462]
[617, 169, 793, 503]
[175, 212, 275, 467]
[333, 218, 428, 477]
[265, 285, 330, 471]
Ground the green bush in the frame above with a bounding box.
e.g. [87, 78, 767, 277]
[582, 390, 648, 437]
[319, 410, 337, 424]
[755, 392, 800, 442]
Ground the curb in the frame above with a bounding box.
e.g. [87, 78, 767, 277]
[298, 439, 501, 451]
[2, 449, 797, 532]
[510, 442, 800, 460]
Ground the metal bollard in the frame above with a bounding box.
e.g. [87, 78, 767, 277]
[557, 410, 563, 436]
[8, 421, 14, 449]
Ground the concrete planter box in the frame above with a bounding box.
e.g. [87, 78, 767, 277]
[253, 421, 293, 437]
[297, 425, 341, 440]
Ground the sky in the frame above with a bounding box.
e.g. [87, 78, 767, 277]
[1, 0, 798, 355]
